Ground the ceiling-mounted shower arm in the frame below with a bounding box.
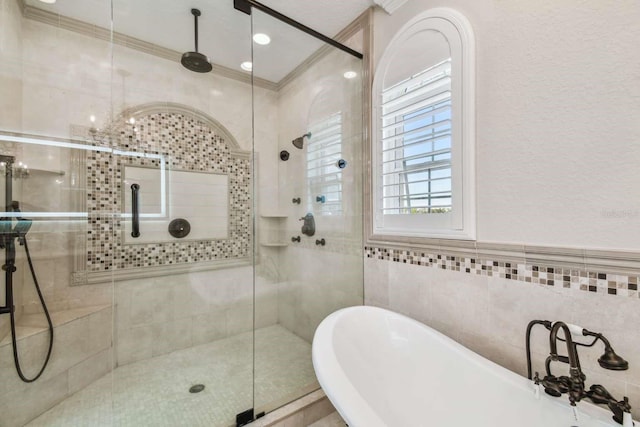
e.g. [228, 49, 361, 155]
[192, 8, 200, 53]
[232, 0, 363, 60]
[181, 8, 212, 73]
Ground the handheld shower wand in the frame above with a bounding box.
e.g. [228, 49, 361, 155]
[0, 156, 53, 383]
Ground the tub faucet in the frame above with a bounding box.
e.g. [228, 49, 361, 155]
[548, 322, 585, 406]
[526, 320, 633, 425]
[586, 385, 633, 426]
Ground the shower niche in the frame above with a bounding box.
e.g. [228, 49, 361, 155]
[72, 102, 252, 285]
[122, 166, 229, 244]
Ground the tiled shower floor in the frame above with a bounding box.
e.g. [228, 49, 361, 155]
[26, 325, 318, 427]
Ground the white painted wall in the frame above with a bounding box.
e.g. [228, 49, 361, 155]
[368, 1, 640, 418]
[373, 0, 640, 251]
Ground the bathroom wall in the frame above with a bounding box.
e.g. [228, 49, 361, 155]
[367, 0, 640, 418]
[373, 0, 640, 250]
[12, 15, 280, 316]
[0, 0, 278, 378]
[0, 0, 22, 131]
[0, 0, 23, 343]
[273, 31, 365, 342]
[0, 5, 283, 422]
[114, 266, 277, 366]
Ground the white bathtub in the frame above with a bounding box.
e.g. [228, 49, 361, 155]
[313, 306, 633, 427]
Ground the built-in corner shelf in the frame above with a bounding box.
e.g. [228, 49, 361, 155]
[260, 242, 288, 247]
[30, 168, 66, 176]
[260, 213, 288, 219]
[260, 212, 288, 248]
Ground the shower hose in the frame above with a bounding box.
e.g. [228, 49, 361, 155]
[8, 237, 54, 383]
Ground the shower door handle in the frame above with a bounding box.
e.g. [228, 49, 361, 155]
[131, 183, 140, 238]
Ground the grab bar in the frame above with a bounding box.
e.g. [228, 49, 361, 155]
[131, 183, 140, 238]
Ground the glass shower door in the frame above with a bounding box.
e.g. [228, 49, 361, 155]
[107, 2, 256, 426]
[0, 1, 117, 425]
[251, 7, 365, 415]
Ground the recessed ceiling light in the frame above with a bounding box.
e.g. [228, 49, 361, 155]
[253, 33, 271, 45]
[343, 71, 357, 79]
[241, 61, 253, 72]
[38, 0, 57, 3]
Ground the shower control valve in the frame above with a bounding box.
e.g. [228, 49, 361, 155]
[299, 213, 315, 237]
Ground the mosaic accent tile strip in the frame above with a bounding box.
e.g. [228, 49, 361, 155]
[86, 112, 251, 271]
[364, 246, 640, 299]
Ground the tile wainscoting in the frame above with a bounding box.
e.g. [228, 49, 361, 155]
[365, 246, 640, 298]
[364, 244, 640, 419]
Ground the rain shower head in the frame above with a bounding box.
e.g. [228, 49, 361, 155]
[181, 9, 212, 73]
[292, 132, 312, 149]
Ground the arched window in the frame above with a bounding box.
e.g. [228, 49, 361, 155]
[371, 8, 475, 241]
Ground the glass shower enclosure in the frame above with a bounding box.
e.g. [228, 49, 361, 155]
[0, 0, 364, 425]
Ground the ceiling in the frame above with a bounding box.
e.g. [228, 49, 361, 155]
[23, 0, 374, 83]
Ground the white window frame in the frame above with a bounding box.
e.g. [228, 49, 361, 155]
[371, 8, 476, 241]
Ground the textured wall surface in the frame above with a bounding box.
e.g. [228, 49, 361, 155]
[368, 0, 640, 419]
[374, 0, 640, 250]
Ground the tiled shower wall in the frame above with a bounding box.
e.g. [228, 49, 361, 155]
[4, 10, 279, 318]
[114, 267, 277, 367]
[1, 0, 283, 393]
[86, 111, 251, 271]
[87, 110, 264, 366]
[0, 0, 23, 342]
[368, 0, 640, 419]
[272, 30, 365, 343]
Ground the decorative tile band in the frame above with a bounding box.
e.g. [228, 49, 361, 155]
[86, 110, 251, 271]
[364, 246, 639, 299]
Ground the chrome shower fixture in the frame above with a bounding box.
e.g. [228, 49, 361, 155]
[292, 132, 311, 149]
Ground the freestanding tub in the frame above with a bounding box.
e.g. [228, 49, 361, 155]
[313, 306, 634, 427]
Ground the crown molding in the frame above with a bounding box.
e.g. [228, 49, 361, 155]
[373, 0, 409, 14]
[16, 0, 278, 91]
[277, 7, 372, 91]
[16, 0, 370, 93]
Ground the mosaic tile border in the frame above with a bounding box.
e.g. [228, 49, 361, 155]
[365, 246, 640, 299]
[85, 109, 251, 272]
